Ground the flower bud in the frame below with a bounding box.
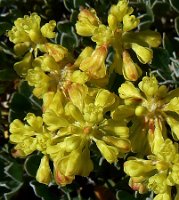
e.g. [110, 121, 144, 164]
[45, 43, 68, 62]
[122, 50, 142, 81]
[14, 52, 33, 77]
[95, 140, 119, 163]
[14, 42, 31, 56]
[102, 136, 131, 153]
[138, 76, 158, 97]
[33, 55, 59, 72]
[92, 25, 113, 46]
[109, 0, 133, 22]
[124, 160, 155, 177]
[135, 106, 147, 116]
[131, 43, 153, 64]
[108, 14, 118, 31]
[41, 20, 56, 39]
[74, 47, 93, 67]
[70, 70, 89, 84]
[118, 81, 142, 99]
[134, 30, 161, 47]
[95, 89, 116, 109]
[36, 155, 51, 185]
[123, 15, 140, 32]
[75, 9, 101, 36]
[80, 45, 107, 79]
[129, 178, 148, 194]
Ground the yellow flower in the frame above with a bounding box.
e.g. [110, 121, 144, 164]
[118, 75, 179, 154]
[124, 139, 179, 197]
[14, 52, 33, 77]
[109, 0, 133, 22]
[123, 14, 140, 32]
[79, 45, 108, 79]
[43, 84, 129, 168]
[9, 113, 52, 156]
[75, 8, 101, 36]
[36, 155, 52, 185]
[131, 43, 153, 64]
[122, 50, 142, 81]
[124, 159, 155, 177]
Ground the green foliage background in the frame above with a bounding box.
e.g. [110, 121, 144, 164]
[0, 0, 179, 199]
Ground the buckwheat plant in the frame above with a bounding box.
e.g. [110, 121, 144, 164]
[7, 0, 179, 199]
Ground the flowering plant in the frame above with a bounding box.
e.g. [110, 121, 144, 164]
[1, 0, 179, 199]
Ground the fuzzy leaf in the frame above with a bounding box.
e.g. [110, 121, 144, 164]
[175, 16, 179, 36]
[0, 69, 17, 81]
[30, 180, 60, 200]
[0, 22, 12, 36]
[24, 154, 42, 177]
[169, 0, 179, 13]
[5, 162, 23, 182]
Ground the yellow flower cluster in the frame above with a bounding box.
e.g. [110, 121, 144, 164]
[76, 0, 161, 81]
[124, 139, 179, 200]
[7, 0, 179, 198]
[117, 75, 179, 155]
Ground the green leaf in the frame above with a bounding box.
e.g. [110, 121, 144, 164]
[162, 33, 175, 56]
[9, 92, 32, 113]
[152, 1, 170, 17]
[24, 154, 42, 177]
[138, 14, 153, 30]
[116, 190, 135, 200]
[4, 183, 23, 200]
[0, 22, 12, 36]
[175, 16, 179, 36]
[18, 81, 33, 98]
[0, 187, 9, 199]
[8, 109, 26, 123]
[30, 180, 61, 200]
[73, 0, 86, 9]
[169, 0, 179, 13]
[57, 21, 73, 33]
[63, 0, 86, 12]
[5, 162, 23, 182]
[60, 32, 79, 49]
[0, 68, 17, 81]
[151, 48, 170, 71]
[56, 26, 79, 49]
